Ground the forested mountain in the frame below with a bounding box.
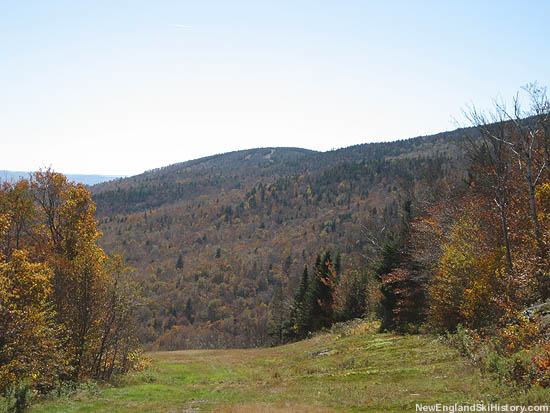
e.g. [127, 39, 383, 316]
[90, 128, 472, 349]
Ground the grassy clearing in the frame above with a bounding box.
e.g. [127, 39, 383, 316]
[30, 321, 549, 412]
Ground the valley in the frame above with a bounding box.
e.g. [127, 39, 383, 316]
[90, 130, 468, 349]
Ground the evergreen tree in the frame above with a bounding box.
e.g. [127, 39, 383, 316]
[269, 279, 285, 344]
[176, 254, 184, 269]
[339, 270, 368, 321]
[376, 200, 426, 331]
[306, 251, 336, 331]
[375, 236, 402, 281]
[184, 297, 194, 323]
[295, 266, 309, 309]
[286, 266, 309, 339]
[334, 251, 342, 277]
[377, 235, 405, 330]
[287, 251, 341, 339]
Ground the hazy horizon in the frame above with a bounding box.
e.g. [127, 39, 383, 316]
[1, 127, 460, 178]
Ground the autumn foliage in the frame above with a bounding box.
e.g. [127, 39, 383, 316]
[427, 86, 550, 332]
[376, 85, 550, 387]
[0, 171, 141, 397]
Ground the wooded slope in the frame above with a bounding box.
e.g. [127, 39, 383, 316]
[90, 128, 471, 349]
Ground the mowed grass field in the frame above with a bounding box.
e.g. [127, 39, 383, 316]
[31, 321, 547, 412]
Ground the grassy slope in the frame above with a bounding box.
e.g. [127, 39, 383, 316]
[31, 321, 545, 412]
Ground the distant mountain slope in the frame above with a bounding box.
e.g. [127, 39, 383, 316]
[0, 170, 124, 186]
[92, 147, 316, 215]
[90, 128, 473, 349]
[91, 127, 471, 217]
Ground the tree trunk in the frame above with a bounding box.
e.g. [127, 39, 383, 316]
[496, 193, 513, 272]
[525, 160, 546, 259]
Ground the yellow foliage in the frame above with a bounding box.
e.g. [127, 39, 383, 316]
[429, 214, 506, 331]
[0, 170, 142, 393]
[536, 183, 550, 215]
[0, 249, 59, 392]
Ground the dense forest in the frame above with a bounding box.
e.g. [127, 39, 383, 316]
[90, 126, 467, 349]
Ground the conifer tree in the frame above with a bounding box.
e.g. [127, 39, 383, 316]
[339, 270, 368, 320]
[304, 251, 336, 331]
[184, 297, 194, 323]
[334, 251, 342, 276]
[176, 254, 184, 269]
[288, 265, 309, 339]
[269, 279, 285, 344]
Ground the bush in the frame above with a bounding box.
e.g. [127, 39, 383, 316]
[2, 381, 31, 413]
[446, 322, 550, 389]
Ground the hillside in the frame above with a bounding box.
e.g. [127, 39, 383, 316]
[90, 128, 473, 349]
[92, 148, 315, 215]
[92, 130, 470, 216]
[31, 320, 540, 412]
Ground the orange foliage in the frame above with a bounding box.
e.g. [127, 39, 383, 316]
[0, 170, 142, 394]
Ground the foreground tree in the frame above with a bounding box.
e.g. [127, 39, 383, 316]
[0, 247, 61, 394]
[423, 85, 550, 333]
[0, 170, 142, 398]
[464, 106, 514, 271]
[336, 270, 368, 321]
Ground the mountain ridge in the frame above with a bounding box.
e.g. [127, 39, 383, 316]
[91, 126, 472, 217]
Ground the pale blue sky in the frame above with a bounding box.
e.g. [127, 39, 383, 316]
[1, 1, 549, 175]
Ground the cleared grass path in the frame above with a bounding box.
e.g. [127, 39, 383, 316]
[32, 322, 519, 412]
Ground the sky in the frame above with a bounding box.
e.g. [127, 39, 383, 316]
[1, 1, 550, 176]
